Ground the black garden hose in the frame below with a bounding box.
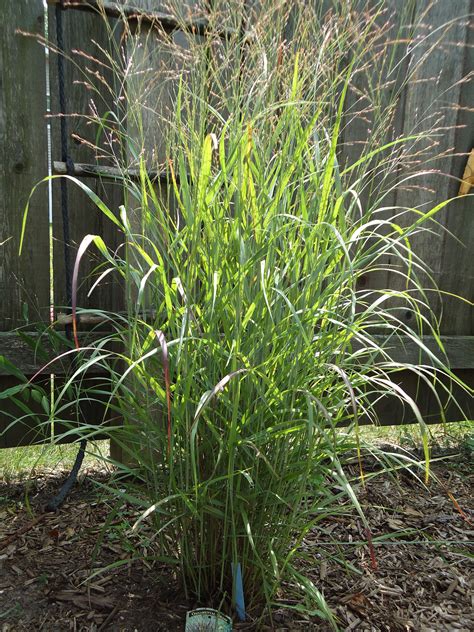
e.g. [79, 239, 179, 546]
[45, 1, 86, 512]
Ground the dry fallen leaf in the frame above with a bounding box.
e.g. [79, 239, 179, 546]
[53, 589, 115, 610]
[402, 506, 423, 518]
[341, 592, 372, 617]
[64, 526, 75, 539]
[48, 529, 60, 544]
[387, 517, 406, 530]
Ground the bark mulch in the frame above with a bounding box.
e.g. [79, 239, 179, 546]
[0, 454, 472, 631]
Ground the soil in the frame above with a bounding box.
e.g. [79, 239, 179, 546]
[0, 453, 472, 631]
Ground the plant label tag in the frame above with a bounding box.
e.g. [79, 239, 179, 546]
[185, 608, 232, 632]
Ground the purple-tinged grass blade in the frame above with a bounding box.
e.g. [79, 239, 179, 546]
[155, 330, 172, 458]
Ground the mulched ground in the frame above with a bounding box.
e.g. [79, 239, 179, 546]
[0, 452, 472, 631]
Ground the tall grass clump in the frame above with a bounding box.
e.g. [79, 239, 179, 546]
[16, 0, 471, 626]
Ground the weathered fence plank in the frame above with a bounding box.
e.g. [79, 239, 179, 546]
[339, 0, 473, 428]
[388, 0, 474, 335]
[48, 4, 124, 317]
[2, 332, 473, 376]
[0, 1, 50, 330]
[106, 0, 202, 463]
[341, 0, 419, 297]
[437, 0, 474, 335]
[0, 375, 113, 449]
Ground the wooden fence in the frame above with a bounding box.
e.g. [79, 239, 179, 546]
[0, 0, 472, 447]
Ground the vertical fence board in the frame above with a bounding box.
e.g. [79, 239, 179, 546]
[49, 6, 124, 317]
[389, 0, 473, 333]
[436, 0, 474, 335]
[341, 0, 420, 297]
[0, 1, 50, 330]
[126, 0, 203, 169]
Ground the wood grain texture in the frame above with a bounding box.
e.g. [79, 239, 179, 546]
[126, 2, 202, 169]
[358, 335, 474, 370]
[0, 3, 125, 327]
[53, 159, 167, 181]
[340, 2, 473, 338]
[2, 329, 473, 373]
[359, 368, 474, 426]
[2, 367, 470, 450]
[49, 4, 124, 318]
[0, 1, 50, 330]
[437, 0, 474, 335]
[388, 0, 473, 334]
[0, 329, 116, 447]
[47, 0, 213, 34]
[342, 0, 419, 296]
[107, 0, 202, 464]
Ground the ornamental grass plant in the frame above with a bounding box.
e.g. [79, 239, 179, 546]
[15, 0, 472, 627]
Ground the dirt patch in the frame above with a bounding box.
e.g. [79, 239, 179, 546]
[294, 455, 474, 631]
[1, 457, 472, 631]
[0, 469, 186, 632]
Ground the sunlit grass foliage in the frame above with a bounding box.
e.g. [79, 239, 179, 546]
[11, 0, 472, 626]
